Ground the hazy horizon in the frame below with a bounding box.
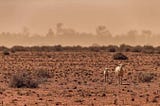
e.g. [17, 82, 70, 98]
[0, 0, 160, 46]
[1, 0, 160, 34]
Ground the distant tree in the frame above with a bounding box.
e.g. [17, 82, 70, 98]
[22, 27, 30, 37]
[127, 30, 138, 44]
[46, 28, 54, 38]
[96, 25, 111, 37]
[95, 25, 112, 45]
[141, 30, 152, 44]
[119, 44, 133, 52]
[56, 23, 63, 36]
[142, 30, 152, 36]
[56, 23, 77, 36]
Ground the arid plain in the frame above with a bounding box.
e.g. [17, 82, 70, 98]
[0, 51, 160, 106]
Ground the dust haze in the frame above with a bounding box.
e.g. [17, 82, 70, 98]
[0, 0, 160, 47]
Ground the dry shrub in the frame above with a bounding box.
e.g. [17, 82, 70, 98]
[113, 52, 128, 60]
[64, 45, 83, 51]
[138, 72, 155, 83]
[131, 46, 143, 52]
[142, 45, 155, 54]
[155, 46, 160, 54]
[3, 49, 10, 55]
[0, 46, 8, 51]
[36, 70, 52, 78]
[54, 45, 63, 51]
[119, 44, 133, 52]
[106, 45, 118, 52]
[1, 45, 159, 53]
[10, 71, 39, 88]
[10, 69, 53, 88]
[11, 46, 28, 52]
[35, 70, 53, 83]
[89, 46, 100, 52]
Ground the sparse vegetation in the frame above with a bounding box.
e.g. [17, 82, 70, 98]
[113, 52, 128, 60]
[35, 70, 53, 83]
[142, 45, 155, 54]
[11, 46, 28, 52]
[54, 45, 63, 51]
[3, 49, 10, 55]
[10, 71, 39, 88]
[9, 69, 53, 88]
[1, 51, 159, 105]
[155, 46, 160, 54]
[106, 45, 118, 52]
[36, 70, 53, 78]
[0, 46, 8, 51]
[89, 46, 100, 52]
[0, 45, 158, 53]
[138, 72, 155, 83]
[119, 44, 133, 52]
[131, 46, 143, 52]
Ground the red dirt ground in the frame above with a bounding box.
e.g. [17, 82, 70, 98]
[0, 52, 160, 106]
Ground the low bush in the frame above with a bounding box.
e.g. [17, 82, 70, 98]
[3, 50, 10, 55]
[155, 46, 160, 54]
[119, 44, 133, 52]
[138, 72, 155, 83]
[11, 46, 28, 52]
[113, 52, 128, 60]
[10, 70, 54, 88]
[54, 45, 63, 51]
[131, 46, 143, 52]
[35, 70, 53, 83]
[142, 45, 155, 54]
[0, 45, 159, 53]
[10, 71, 39, 88]
[89, 47, 100, 52]
[0, 46, 8, 51]
[106, 45, 118, 52]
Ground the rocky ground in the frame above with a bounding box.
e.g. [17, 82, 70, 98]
[0, 51, 159, 106]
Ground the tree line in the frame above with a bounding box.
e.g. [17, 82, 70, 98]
[1, 44, 160, 54]
[0, 23, 160, 47]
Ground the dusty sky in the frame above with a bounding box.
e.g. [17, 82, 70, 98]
[0, 0, 160, 35]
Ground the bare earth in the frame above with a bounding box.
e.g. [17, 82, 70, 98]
[0, 52, 160, 106]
